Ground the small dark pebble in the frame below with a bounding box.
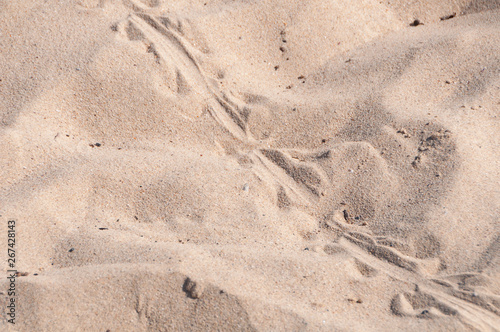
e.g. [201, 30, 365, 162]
[298, 75, 305, 80]
[95, 143, 101, 147]
[440, 13, 456, 21]
[343, 209, 349, 221]
[409, 19, 423, 27]
[183, 278, 204, 299]
[98, 227, 108, 230]
[69, 248, 75, 253]
[321, 139, 326, 143]
[279, 46, 286, 52]
[421, 310, 429, 315]
[274, 65, 279, 70]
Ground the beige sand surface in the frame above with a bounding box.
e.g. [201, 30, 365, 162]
[1, 0, 499, 331]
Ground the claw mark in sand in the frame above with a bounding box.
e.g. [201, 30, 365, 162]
[124, 12, 251, 141]
[113, 11, 328, 208]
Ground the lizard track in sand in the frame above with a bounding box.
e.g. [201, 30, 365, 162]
[112, 3, 500, 330]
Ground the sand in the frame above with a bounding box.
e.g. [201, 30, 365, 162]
[1, 0, 499, 331]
